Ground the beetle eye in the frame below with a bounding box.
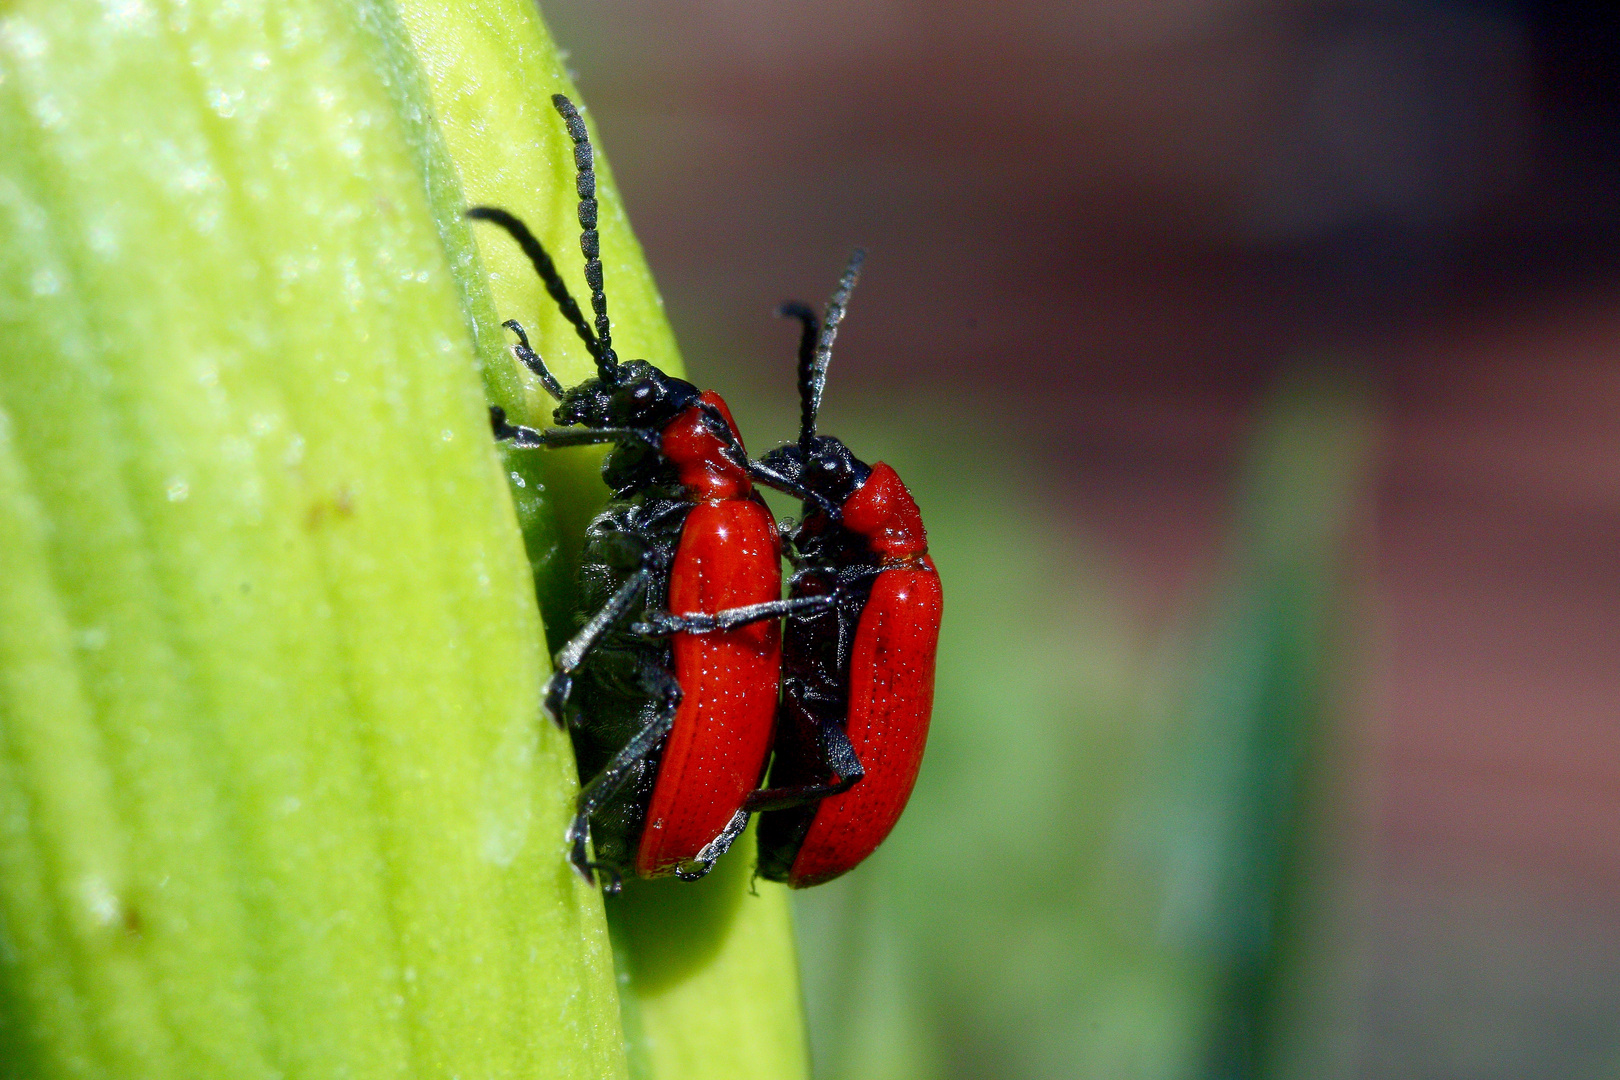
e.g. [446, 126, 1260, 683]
[614, 379, 666, 422]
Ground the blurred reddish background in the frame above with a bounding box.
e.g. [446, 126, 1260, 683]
[540, 0, 1620, 1073]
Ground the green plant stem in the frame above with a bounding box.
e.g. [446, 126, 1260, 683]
[0, 0, 622, 1075]
[608, 824, 810, 1080]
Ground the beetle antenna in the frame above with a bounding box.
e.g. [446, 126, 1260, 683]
[463, 206, 605, 369]
[552, 94, 618, 384]
[800, 250, 863, 451]
[776, 302, 820, 451]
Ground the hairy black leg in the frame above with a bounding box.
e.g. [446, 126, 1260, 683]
[632, 592, 834, 637]
[745, 456, 804, 497]
[525, 425, 661, 450]
[489, 405, 546, 447]
[745, 718, 865, 812]
[829, 569, 883, 673]
[676, 808, 752, 880]
[693, 399, 759, 478]
[543, 564, 654, 726]
[746, 458, 840, 516]
[489, 405, 660, 452]
[567, 666, 681, 889]
[502, 320, 565, 400]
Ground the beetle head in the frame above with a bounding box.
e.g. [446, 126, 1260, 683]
[761, 434, 871, 511]
[552, 360, 702, 432]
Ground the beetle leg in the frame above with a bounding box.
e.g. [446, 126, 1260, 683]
[488, 405, 542, 446]
[634, 498, 690, 536]
[489, 406, 661, 452]
[534, 425, 661, 449]
[500, 320, 566, 400]
[567, 667, 682, 890]
[543, 566, 654, 726]
[675, 808, 751, 881]
[745, 457, 802, 496]
[631, 592, 833, 637]
[825, 568, 880, 673]
[774, 517, 808, 564]
[747, 461, 841, 517]
[744, 719, 865, 812]
[587, 862, 624, 894]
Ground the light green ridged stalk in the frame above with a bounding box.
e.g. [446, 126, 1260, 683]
[390, 4, 810, 1078]
[607, 824, 809, 1080]
[0, 0, 812, 1077]
[0, 0, 628, 1075]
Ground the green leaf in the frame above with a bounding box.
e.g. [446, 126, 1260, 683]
[1152, 366, 1377, 1078]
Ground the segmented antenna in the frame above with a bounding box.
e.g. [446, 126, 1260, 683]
[775, 302, 820, 450]
[801, 249, 865, 451]
[552, 94, 617, 382]
[463, 206, 603, 367]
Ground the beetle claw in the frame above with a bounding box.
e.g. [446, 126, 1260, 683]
[542, 673, 573, 728]
[566, 817, 593, 880]
[589, 863, 624, 894]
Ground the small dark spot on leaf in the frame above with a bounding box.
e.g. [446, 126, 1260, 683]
[305, 486, 356, 530]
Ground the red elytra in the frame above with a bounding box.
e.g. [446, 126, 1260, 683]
[780, 466, 940, 888]
[636, 396, 783, 877]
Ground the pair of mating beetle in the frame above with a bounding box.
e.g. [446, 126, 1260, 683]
[469, 95, 940, 891]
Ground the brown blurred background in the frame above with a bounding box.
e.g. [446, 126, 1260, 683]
[539, 0, 1620, 1075]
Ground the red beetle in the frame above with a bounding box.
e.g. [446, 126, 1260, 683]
[470, 95, 823, 887]
[746, 254, 943, 887]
